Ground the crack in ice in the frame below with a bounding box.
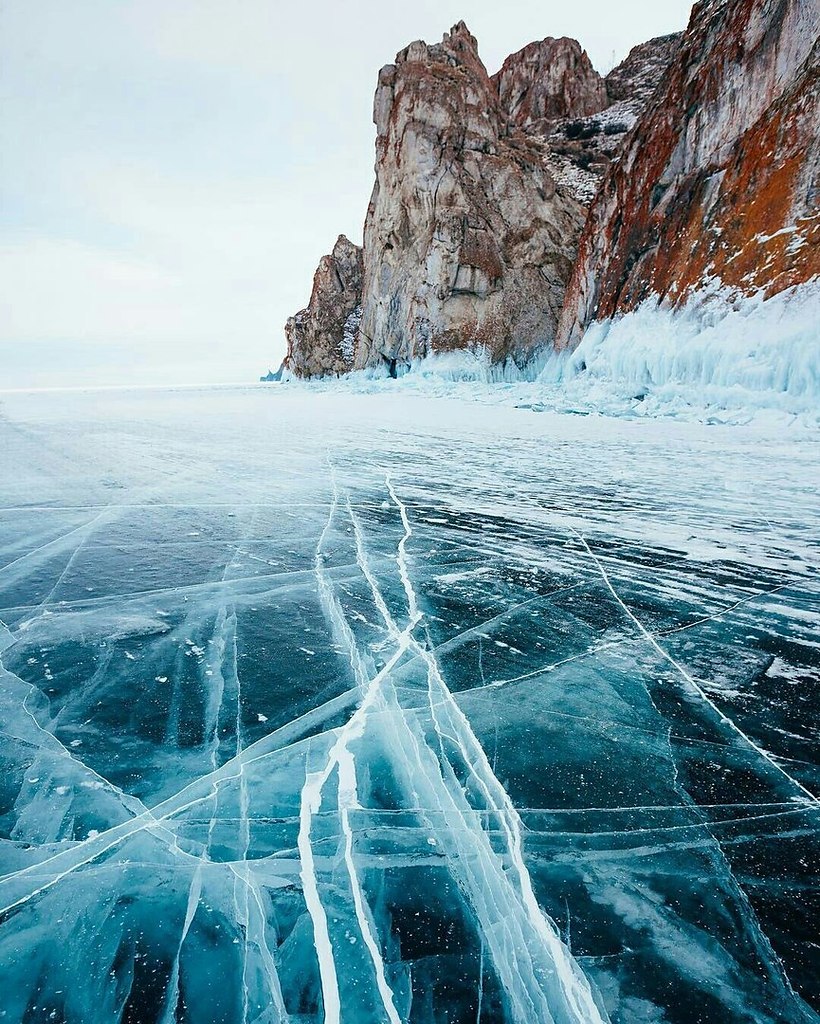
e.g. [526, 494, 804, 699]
[572, 530, 818, 806]
[331, 472, 607, 1024]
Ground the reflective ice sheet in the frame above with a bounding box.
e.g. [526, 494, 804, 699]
[0, 386, 817, 1024]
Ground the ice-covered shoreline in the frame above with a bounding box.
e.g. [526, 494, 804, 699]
[4, 279, 817, 429]
[273, 281, 820, 429]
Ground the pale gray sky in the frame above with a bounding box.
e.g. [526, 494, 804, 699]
[0, 0, 693, 388]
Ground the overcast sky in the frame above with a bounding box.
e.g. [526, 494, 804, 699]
[0, 0, 693, 389]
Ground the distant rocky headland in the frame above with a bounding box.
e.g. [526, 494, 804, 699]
[274, 0, 819, 381]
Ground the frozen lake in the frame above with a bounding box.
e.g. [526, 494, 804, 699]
[0, 385, 817, 1024]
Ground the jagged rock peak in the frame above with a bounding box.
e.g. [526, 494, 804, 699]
[395, 21, 483, 72]
[281, 234, 363, 379]
[520, 33, 682, 206]
[443, 20, 479, 52]
[557, 0, 820, 349]
[356, 19, 585, 374]
[493, 37, 608, 130]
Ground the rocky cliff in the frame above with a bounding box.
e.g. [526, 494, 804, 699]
[557, 0, 820, 349]
[522, 33, 682, 205]
[283, 26, 641, 379]
[281, 7, 818, 381]
[604, 33, 683, 107]
[353, 23, 586, 375]
[282, 235, 363, 378]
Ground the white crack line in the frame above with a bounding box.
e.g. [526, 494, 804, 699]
[572, 529, 818, 807]
[297, 461, 407, 1024]
[347, 474, 606, 1024]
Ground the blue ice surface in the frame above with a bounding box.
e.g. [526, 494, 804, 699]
[0, 384, 817, 1024]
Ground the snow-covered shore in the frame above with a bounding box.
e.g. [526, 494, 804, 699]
[275, 281, 820, 428]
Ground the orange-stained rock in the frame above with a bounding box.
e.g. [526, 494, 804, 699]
[557, 0, 820, 350]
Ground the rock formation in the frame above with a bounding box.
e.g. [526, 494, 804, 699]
[493, 37, 608, 131]
[354, 22, 585, 375]
[557, 0, 820, 349]
[281, 23, 668, 379]
[282, 235, 363, 378]
[280, 12, 791, 380]
[530, 34, 682, 205]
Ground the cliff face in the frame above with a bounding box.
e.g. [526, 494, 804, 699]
[605, 33, 683, 107]
[557, 0, 820, 349]
[354, 23, 585, 374]
[279, 5, 815, 380]
[282, 235, 363, 378]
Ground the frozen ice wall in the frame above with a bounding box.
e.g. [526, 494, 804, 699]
[280, 279, 820, 427]
[547, 281, 820, 419]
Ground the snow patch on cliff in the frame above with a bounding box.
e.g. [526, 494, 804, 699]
[340, 305, 362, 362]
